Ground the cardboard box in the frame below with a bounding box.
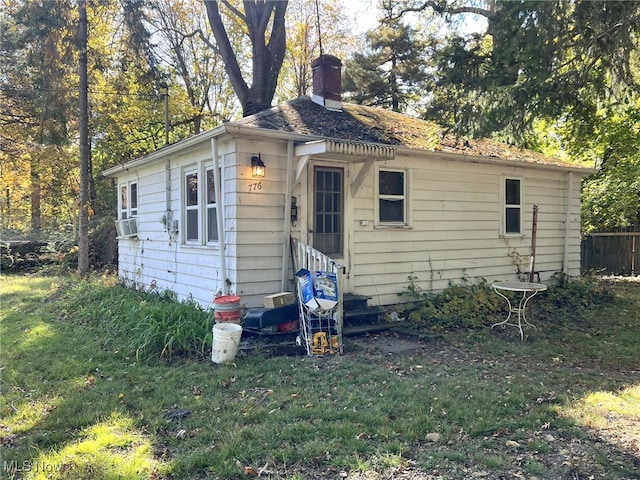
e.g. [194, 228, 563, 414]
[263, 292, 295, 309]
[296, 269, 320, 311]
[312, 271, 338, 310]
[295, 269, 339, 312]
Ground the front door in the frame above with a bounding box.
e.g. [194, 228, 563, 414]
[313, 166, 344, 258]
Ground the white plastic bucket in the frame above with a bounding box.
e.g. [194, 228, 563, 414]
[211, 322, 243, 364]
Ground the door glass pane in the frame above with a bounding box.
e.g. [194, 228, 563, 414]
[314, 167, 343, 256]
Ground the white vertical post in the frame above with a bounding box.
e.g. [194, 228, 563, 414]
[281, 141, 294, 291]
[211, 138, 227, 294]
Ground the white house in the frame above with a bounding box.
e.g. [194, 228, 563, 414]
[103, 55, 594, 312]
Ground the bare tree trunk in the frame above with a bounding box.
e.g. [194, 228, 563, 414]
[204, 0, 288, 116]
[78, 0, 90, 277]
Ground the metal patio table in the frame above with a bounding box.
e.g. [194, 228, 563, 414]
[491, 281, 548, 340]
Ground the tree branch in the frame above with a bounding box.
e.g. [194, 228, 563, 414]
[204, 0, 249, 106]
[393, 1, 491, 20]
[445, 5, 491, 17]
[196, 28, 219, 54]
[220, 0, 246, 22]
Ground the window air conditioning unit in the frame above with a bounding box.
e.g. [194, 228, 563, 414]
[115, 218, 138, 238]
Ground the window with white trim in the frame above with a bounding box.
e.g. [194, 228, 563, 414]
[185, 170, 199, 242]
[378, 168, 406, 224]
[119, 182, 137, 219]
[504, 177, 522, 235]
[183, 165, 220, 245]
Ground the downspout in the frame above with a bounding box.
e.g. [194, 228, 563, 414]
[211, 137, 228, 294]
[562, 171, 574, 275]
[281, 140, 294, 291]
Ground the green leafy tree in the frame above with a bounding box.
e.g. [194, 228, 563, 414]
[343, 0, 428, 112]
[411, 0, 640, 143]
[1, 0, 173, 244]
[89, 0, 169, 159]
[0, 0, 77, 232]
[394, 0, 640, 232]
[576, 101, 640, 232]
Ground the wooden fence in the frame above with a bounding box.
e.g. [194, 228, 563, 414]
[581, 227, 640, 276]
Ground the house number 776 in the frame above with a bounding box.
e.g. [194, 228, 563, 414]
[248, 182, 262, 192]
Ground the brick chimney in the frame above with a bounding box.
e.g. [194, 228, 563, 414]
[311, 55, 342, 111]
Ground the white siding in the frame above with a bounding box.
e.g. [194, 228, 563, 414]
[114, 130, 587, 310]
[232, 138, 292, 304]
[347, 154, 583, 305]
[116, 137, 237, 310]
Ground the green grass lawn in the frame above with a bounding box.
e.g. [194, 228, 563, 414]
[1, 274, 639, 479]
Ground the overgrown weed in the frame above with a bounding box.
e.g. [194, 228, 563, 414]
[399, 273, 617, 333]
[57, 273, 214, 361]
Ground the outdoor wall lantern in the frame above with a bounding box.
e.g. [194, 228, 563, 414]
[251, 154, 266, 178]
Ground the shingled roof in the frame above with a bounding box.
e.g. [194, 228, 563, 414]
[235, 96, 589, 170]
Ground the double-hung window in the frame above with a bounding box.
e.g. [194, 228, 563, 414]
[377, 168, 407, 225]
[119, 182, 137, 219]
[183, 165, 220, 245]
[504, 177, 522, 235]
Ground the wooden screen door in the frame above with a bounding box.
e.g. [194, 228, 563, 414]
[313, 166, 344, 258]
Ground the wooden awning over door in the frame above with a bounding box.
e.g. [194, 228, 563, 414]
[294, 139, 397, 197]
